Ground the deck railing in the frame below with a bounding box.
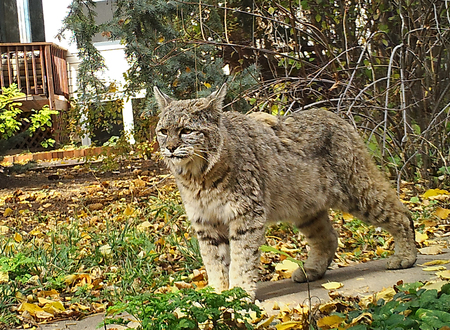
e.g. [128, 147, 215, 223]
[1, 43, 70, 149]
[0, 42, 69, 107]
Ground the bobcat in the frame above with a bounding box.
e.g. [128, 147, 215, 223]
[153, 84, 417, 299]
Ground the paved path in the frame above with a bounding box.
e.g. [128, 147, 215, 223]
[31, 250, 450, 330]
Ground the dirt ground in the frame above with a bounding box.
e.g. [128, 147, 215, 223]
[0, 158, 168, 218]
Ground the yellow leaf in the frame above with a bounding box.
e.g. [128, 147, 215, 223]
[35, 310, 54, 319]
[419, 245, 444, 255]
[274, 259, 299, 279]
[349, 312, 372, 326]
[423, 280, 449, 291]
[375, 287, 396, 302]
[133, 179, 146, 188]
[124, 205, 135, 216]
[421, 260, 450, 266]
[64, 274, 78, 285]
[137, 220, 152, 231]
[37, 297, 50, 304]
[319, 301, 340, 313]
[256, 315, 276, 328]
[0, 226, 9, 234]
[42, 301, 65, 314]
[18, 302, 45, 316]
[415, 231, 428, 243]
[14, 232, 23, 243]
[422, 189, 449, 198]
[15, 291, 27, 302]
[317, 315, 345, 328]
[376, 246, 387, 256]
[99, 244, 112, 256]
[0, 271, 9, 283]
[275, 321, 304, 330]
[435, 207, 450, 220]
[29, 228, 43, 236]
[342, 212, 354, 221]
[322, 282, 344, 290]
[3, 207, 13, 217]
[38, 289, 60, 299]
[204, 82, 211, 88]
[422, 266, 447, 271]
[436, 270, 450, 279]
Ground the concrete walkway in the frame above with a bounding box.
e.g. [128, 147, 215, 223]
[32, 250, 450, 330]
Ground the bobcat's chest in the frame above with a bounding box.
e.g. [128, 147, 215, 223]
[179, 185, 237, 224]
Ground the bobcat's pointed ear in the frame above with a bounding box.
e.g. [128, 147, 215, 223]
[206, 83, 227, 110]
[154, 86, 173, 110]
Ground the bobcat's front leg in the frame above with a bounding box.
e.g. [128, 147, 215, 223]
[229, 219, 266, 300]
[194, 222, 230, 292]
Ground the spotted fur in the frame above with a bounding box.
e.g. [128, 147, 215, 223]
[154, 84, 417, 299]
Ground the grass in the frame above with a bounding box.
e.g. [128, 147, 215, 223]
[0, 182, 202, 328]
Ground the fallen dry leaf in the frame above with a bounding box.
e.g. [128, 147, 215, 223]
[14, 232, 22, 242]
[18, 302, 53, 320]
[99, 244, 112, 256]
[322, 282, 344, 290]
[420, 259, 450, 266]
[423, 280, 450, 291]
[419, 245, 444, 255]
[342, 212, 354, 221]
[255, 314, 276, 329]
[435, 207, 450, 220]
[375, 287, 396, 302]
[316, 314, 345, 329]
[422, 266, 447, 271]
[0, 225, 9, 234]
[415, 231, 428, 243]
[275, 321, 305, 330]
[88, 203, 104, 211]
[436, 270, 450, 279]
[0, 271, 9, 283]
[422, 189, 450, 199]
[274, 259, 299, 279]
[3, 207, 13, 217]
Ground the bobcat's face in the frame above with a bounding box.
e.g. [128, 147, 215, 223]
[154, 85, 227, 175]
[156, 111, 208, 167]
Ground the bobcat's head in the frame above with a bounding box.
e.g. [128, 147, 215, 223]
[154, 84, 227, 177]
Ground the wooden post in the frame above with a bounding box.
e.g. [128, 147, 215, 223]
[44, 44, 55, 110]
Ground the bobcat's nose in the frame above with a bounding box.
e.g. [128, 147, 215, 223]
[167, 146, 177, 153]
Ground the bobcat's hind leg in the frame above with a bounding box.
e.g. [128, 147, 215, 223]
[354, 197, 417, 270]
[292, 210, 338, 283]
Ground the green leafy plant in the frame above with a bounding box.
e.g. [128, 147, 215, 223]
[343, 282, 450, 329]
[105, 287, 261, 330]
[0, 84, 26, 140]
[0, 84, 58, 151]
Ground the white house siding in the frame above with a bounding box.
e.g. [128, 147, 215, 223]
[42, 0, 136, 145]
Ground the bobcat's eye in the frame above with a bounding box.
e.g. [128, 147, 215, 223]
[158, 129, 168, 136]
[180, 128, 193, 135]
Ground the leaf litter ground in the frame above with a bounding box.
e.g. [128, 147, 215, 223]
[1, 156, 450, 329]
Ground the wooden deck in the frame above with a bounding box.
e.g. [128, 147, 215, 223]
[0, 42, 70, 149]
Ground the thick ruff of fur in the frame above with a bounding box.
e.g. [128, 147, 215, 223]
[154, 85, 417, 299]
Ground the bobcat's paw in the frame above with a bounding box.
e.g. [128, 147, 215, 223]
[386, 254, 416, 270]
[291, 267, 325, 283]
